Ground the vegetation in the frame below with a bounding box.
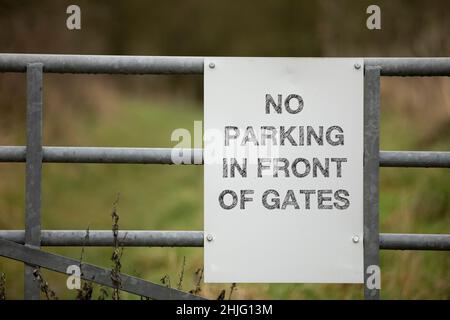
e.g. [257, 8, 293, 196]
[0, 91, 448, 299]
[0, 0, 448, 299]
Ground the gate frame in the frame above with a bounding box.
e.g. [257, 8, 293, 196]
[0, 54, 449, 300]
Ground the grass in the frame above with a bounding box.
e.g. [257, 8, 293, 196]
[0, 94, 448, 299]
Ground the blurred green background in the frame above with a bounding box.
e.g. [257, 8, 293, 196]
[0, 0, 448, 299]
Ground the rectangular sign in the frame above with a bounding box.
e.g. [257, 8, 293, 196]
[204, 58, 364, 283]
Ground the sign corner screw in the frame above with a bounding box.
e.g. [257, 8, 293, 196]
[352, 235, 360, 243]
[206, 234, 214, 242]
[209, 62, 215, 69]
[354, 63, 361, 70]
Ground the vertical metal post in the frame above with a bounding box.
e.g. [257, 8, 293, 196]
[24, 63, 43, 300]
[363, 66, 381, 299]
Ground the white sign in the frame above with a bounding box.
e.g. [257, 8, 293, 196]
[204, 58, 364, 283]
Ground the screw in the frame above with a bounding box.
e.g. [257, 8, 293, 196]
[352, 235, 360, 243]
[209, 62, 215, 69]
[206, 234, 214, 242]
[354, 63, 361, 70]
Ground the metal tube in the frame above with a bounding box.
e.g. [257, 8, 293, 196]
[379, 151, 450, 168]
[365, 58, 450, 76]
[24, 63, 43, 300]
[1, 230, 448, 250]
[379, 233, 450, 251]
[0, 54, 449, 76]
[0, 54, 204, 74]
[0, 146, 448, 167]
[0, 146, 202, 164]
[0, 230, 204, 247]
[364, 66, 381, 300]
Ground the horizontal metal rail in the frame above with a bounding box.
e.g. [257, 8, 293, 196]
[379, 233, 450, 251]
[0, 54, 204, 74]
[0, 230, 449, 251]
[0, 230, 204, 247]
[0, 146, 203, 164]
[379, 151, 450, 168]
[0, 146, 449, 168]
[365, 58, 450, 77]
[0, 54, 449, 76]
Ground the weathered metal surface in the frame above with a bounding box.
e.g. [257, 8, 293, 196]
[0, 54, 204, 74]
[364, 66, 381, 300]
[1, 230, 448, 251]
[0, 230, 205, 247]
[0, 146, 448, 167]
[379, 151, 450, 168]
[0, 238, 205, 300]
[0, 55, 449, 76]
[379, 233, 450, 251]
[25, 63, 43, 300]
[0, 54, 448, 300]
[365, 58, 450, 76]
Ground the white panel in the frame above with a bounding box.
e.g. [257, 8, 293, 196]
[204, 58, 364, 283]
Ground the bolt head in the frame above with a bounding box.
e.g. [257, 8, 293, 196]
[209, 62, 215, 69]
[354, 63, 361, 70]
[352, 235, 360, 243]
[206, 234, 214, 242]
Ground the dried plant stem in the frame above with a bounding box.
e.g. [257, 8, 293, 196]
[228, 283, 237, 300]
[190, 268, 203, 296]
[217, 289, 226, 300]
[32, 269, 58, 300]
[76, 226, 93, 300]
[177, 256, 186, 290]
[0, 272, 6, 300]
[111, 193, 123, 300]
[160, 275, 171, 288]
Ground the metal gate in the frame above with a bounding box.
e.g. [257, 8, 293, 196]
[0, 54, 449, 300]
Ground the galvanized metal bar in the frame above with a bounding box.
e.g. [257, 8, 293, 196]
[0, 146, 202, 164]
[0, 230, 204, 247]
[24, 63, 43, 300]
[0, 54, 449, 76]
[365, 58, 450, 76]
[0, 238, 205, 300]
[364, 66, 381, 300]
[379, 151, 450, 168]
[379, 233, 450, 251]
[0, 146, 448, 167]
[0, 54, 204, 74]
[1, 230, 449, 251]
